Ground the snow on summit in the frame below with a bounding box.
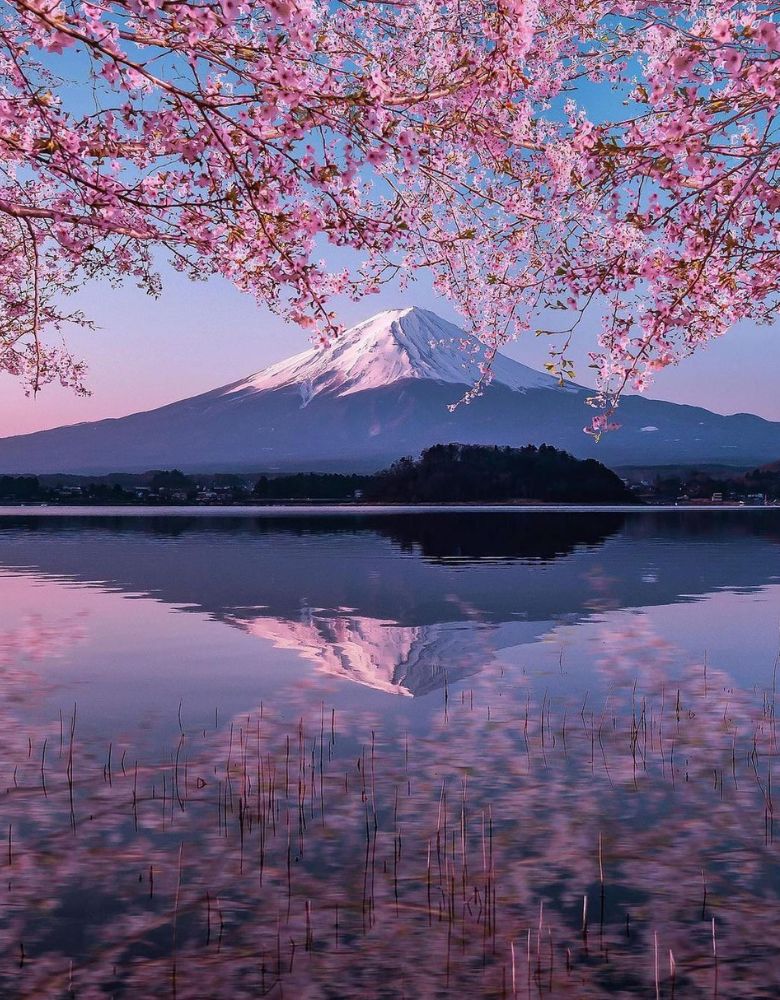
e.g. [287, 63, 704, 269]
[224, 306, 559, 404]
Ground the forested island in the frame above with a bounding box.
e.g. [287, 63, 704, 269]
[254, 444, 633, 503]
[0, 444, 637, 505]
[362, 444, 634, 504]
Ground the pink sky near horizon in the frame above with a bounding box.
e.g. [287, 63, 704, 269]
[1, 267, 778, 439]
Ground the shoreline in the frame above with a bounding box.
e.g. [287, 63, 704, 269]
[0, 502, 776, 517]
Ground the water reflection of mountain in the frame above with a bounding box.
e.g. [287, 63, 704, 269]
[0, 510, 778, 696]
[228, 614, 494, 697]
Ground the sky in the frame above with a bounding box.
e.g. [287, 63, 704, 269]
[1, 266, 778, 439]
[3, 29, 776, 441]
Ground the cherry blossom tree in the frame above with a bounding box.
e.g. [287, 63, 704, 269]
[1, 0, 778, 426]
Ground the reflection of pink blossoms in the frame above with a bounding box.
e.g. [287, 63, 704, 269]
[2, 631, 780, 997]
[0, 1, 776, 427]
[0, 613, 88, 667]
[0, 612, 87, 703]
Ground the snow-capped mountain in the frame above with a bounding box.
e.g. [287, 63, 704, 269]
[0, 305, 778, 473]
[226, 307, 560, 403]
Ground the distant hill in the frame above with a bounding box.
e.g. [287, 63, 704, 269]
[1, 306, 779, 473]
[365, 444, 635, 504]
[616, 463, 756, 483]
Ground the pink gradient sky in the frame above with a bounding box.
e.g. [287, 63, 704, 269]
[1, 266, 778, 438]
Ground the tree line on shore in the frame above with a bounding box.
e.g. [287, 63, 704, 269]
[648, 464, 780, 503]
[254, 444, 634, 503]
[4, 446, 780, 507]
[0, 444, 635, 505]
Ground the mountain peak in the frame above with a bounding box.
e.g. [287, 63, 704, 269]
[224, 305, 558, 403]
[2, 303, 779, 474]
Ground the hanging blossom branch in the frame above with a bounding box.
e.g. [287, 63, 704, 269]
[0, 0, 777, 428]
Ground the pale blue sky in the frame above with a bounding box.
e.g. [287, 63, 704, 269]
[4, 35, 776, 440]
[1, 265, 777, 438]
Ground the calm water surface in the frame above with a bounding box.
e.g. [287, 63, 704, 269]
[1, 508, 779, 997]
[1, 508, 778, 733]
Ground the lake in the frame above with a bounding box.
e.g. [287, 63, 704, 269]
[1, 507, 779, 997]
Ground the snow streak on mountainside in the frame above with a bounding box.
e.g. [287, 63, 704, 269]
[224, 306, 567, 404]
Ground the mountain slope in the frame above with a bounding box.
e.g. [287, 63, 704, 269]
[223, 307, 562, 401]
[0, 306, 778, 473]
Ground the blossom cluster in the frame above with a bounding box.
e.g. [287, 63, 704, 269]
[1, 0, 777, 425]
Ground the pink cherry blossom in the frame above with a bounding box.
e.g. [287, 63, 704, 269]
[0, 0, 775, 432]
